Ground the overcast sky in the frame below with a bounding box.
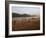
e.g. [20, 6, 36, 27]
[12, 6, 40, 15]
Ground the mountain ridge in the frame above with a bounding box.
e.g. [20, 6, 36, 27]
[12, 13, 31, 17]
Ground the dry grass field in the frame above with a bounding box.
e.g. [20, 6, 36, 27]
[12, 17, 40, 31]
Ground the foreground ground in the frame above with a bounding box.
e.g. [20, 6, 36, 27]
[12, 17, 40, 31]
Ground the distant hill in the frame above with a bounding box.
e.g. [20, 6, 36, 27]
[12, 13, 31, 17]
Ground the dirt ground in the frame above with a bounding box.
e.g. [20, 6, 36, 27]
[12, 17, 40, 31]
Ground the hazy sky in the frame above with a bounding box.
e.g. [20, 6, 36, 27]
[12, 6, 40, 15]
